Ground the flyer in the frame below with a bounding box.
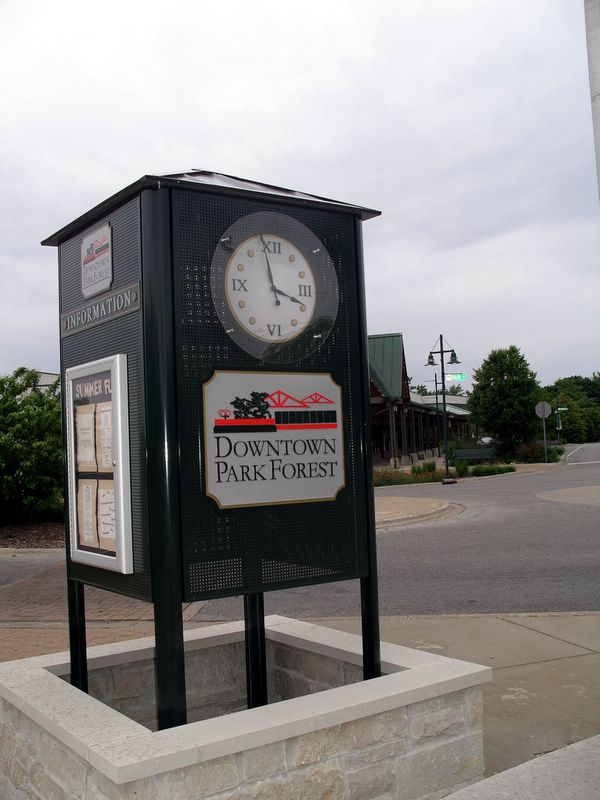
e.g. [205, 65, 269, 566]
[97, 479, 117, 552]
[76, 404, 97, 472]
[96, 401, 114, 473]
[77, 479, 99, 548]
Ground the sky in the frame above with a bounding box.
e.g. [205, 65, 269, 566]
[1, 0, 598, 391]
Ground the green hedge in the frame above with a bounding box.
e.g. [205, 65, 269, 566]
[374, 462, 516, 486]
[470, 464, 516, 477]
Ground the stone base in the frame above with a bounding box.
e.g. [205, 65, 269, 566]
[0, 616, 491, 799]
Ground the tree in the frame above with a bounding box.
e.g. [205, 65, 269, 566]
[231, 391, 270, 419]
[0, 368, 63, 523]
[468, 346, 540, 456]
[446, 384, 466, 396]
[410, 384, 433, 396]
[541, 374, 600, 443]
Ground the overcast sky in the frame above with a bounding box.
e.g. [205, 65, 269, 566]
[1, 0, 598, 390]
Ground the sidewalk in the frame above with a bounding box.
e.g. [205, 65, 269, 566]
[0, 493, 598, 780]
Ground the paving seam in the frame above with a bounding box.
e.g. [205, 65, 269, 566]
[497, 615, 600, 654]
[489, 652, 599, 672]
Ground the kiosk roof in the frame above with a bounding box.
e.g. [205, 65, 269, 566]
[42, 170, 381, 246]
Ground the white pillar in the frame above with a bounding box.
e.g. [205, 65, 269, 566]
[585, 0, 600, 198]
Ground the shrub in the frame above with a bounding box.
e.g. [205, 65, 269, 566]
[411, 460, 437, 476]
[374, 468, 445, 486]
[546, 446, 565, 463]
[471, 464, 516, 477]
[515, 442, 565, 463]
[515, 442, 545, 463]
[453, 460, 470, 478]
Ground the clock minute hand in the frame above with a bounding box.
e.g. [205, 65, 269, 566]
[259, 235, 281, 306]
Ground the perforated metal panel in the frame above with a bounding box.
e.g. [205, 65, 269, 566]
[59, 197, 151, 601]
[172, 190, 369, 601]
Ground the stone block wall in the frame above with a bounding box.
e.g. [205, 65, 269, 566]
[0, 617, 490, 800]
[269, 641, 364, 702]
[0, 688, 483, 800]
[87, 641, 249, 730]
[85, 636, 364, 730]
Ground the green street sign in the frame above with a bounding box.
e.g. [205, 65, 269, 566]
[445, 372, 467, 381]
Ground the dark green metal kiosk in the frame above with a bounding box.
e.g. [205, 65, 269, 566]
[42, 171, 381, 730]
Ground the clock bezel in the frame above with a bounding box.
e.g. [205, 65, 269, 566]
[210, 210, 339, 363]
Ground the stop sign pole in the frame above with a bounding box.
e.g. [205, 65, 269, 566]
[535, 401, 552, 463]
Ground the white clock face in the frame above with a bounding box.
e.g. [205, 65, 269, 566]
[225, 234, 316, 342]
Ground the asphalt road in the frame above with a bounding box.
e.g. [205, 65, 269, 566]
[567, 441, 600, 464]
[197, 445, 600, 619]
[2, 446, 597, 615]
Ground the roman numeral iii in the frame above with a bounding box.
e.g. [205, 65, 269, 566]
[298, 284, 312, 297]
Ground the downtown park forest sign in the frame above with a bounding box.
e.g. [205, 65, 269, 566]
[203, 371, 344, 508]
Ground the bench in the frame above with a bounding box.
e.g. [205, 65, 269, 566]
[453, 448, 493, 461]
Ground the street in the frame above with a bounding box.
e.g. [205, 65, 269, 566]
[197, 445, 600, 620]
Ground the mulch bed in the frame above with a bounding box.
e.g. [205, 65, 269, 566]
[0, 523, 65, 549]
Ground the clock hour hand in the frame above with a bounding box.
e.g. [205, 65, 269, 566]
[270, 287, 302, 304]
[259, 234, 281, 306]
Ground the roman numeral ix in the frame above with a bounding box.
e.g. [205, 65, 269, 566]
[231, 278, 248, 291]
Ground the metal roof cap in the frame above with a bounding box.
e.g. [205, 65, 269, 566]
[42, 170, 381, 247]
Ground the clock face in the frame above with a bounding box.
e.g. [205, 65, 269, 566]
[211, 211, 339, 363]
[225, 233, 316, 343]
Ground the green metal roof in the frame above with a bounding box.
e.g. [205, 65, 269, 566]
[368, 333, 405, 400]
[419, 401, 471, 416]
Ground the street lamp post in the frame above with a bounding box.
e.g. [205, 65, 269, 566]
[423, 374, 442, 456]
[426, 334, 461, 482]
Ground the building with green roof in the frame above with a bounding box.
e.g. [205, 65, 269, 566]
[368, 333, 470, 466]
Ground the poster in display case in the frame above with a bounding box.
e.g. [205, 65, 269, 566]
[65, 354, 133, 573]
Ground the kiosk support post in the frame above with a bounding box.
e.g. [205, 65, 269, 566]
[67, 580, 88, 692]
[244, 592, 268, 708]
[354, 217, 381, 680]
[142, 188, 187, 729]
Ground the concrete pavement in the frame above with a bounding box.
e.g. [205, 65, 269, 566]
[0, 491, 598, 782]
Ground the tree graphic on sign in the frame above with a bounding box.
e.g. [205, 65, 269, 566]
[231, 391, 270, 419]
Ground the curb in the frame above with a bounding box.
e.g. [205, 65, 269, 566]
[376, 501, 464, 530]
